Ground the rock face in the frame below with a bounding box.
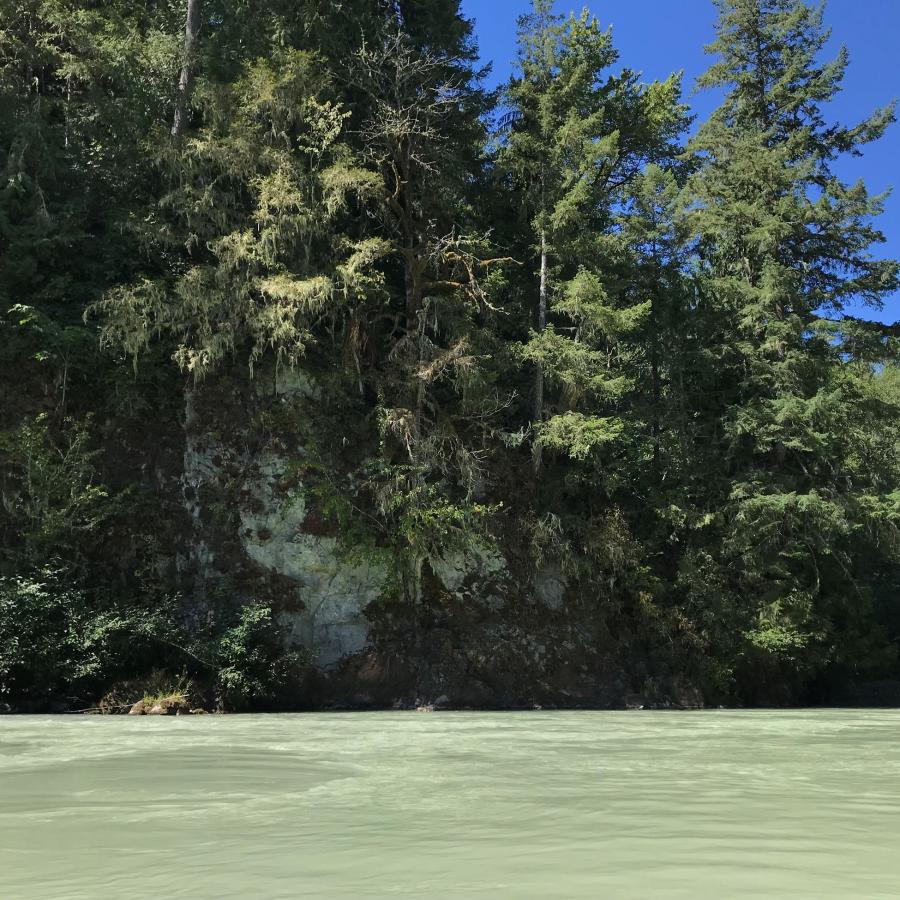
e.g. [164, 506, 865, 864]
[430, 544, 506, 596]
[238, 452, 386, 667]
[534, 567, 566, 610]
[177, 374, 388, 669]
[175, 373, 705, 711]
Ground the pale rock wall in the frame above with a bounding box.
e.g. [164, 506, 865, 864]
[181, 371, 586, 693]
[238, 452, 387, 667]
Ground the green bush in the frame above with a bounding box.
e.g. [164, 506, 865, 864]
[0, 415, 117, 571]
[211, 603, 311, 711]
[0, 570, 132, 709]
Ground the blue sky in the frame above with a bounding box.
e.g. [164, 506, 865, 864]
[460, 0, 900, 323]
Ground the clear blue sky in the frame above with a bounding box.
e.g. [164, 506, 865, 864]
[461, 0, 900, 323]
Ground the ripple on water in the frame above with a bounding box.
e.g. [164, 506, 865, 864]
[1, 710, 899, 899]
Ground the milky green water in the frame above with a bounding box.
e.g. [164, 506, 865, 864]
[1, 711, 899, 899]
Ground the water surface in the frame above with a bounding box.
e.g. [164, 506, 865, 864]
[1, 711, 899, 898]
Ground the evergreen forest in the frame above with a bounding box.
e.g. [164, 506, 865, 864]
[2, 0, 899, 713]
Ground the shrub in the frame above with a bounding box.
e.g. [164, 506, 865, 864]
[211, 603, 311, 711]
[0, 570, 131, 709]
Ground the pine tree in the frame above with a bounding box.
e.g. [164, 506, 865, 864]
[498, 0, 686, 472]
[617, 164, 694, 487]
[0, 0, 180, 416]
[337, 1, 503, 609]
[342, 1, 493, 433]
[94, 7, 381, 379]
[3, 0, 900, 709]
[682, 0, 900, 697]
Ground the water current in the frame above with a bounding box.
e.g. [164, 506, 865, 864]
[1, 710, 898, 898]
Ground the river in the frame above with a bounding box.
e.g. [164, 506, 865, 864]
[1, 711, 899, 898]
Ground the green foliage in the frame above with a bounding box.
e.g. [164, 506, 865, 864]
[364, 461, 498, 559]
[140, 676, 192, 709]
[498, 0, 688, 478]
[0, 570, 138, 709]
[94, 48, 379, 378]
[537, 412, 624, 460]
[210, 603, 311, 711]
[0, 415, 115, 570]
[0, 0, 898, 711]
[666, 0, 900, 691]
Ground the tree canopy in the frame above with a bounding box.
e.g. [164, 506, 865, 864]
[1, 0, 898, 711]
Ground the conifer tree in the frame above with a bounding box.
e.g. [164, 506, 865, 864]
[617, 164, 694, 487]
[339, 2, 502, 608]
[682, 0, 900, 694]
[94, 6, 381, 379]
[498, 0, 686, 471]
[3, 0, 900, 710]
[345, 15, 490, 434]
[0, 1, 180, 411]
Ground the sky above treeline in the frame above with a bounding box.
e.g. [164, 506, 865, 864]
[460, 0, 900, 323]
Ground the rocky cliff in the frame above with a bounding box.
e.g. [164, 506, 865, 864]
[172, 368, 703, 711]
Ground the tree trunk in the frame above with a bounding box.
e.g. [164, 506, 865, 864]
[532, 228, 548, 472]
[650, 291, 661, 481]
[171, 0, 201, 137]
[182, 379, 209, 606]
[172, 1, 204, 606]
[415, 304, 427, 434]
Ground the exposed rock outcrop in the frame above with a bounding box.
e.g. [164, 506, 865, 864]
[238, 452, 386, 667]
[171, 373, 706, 711]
